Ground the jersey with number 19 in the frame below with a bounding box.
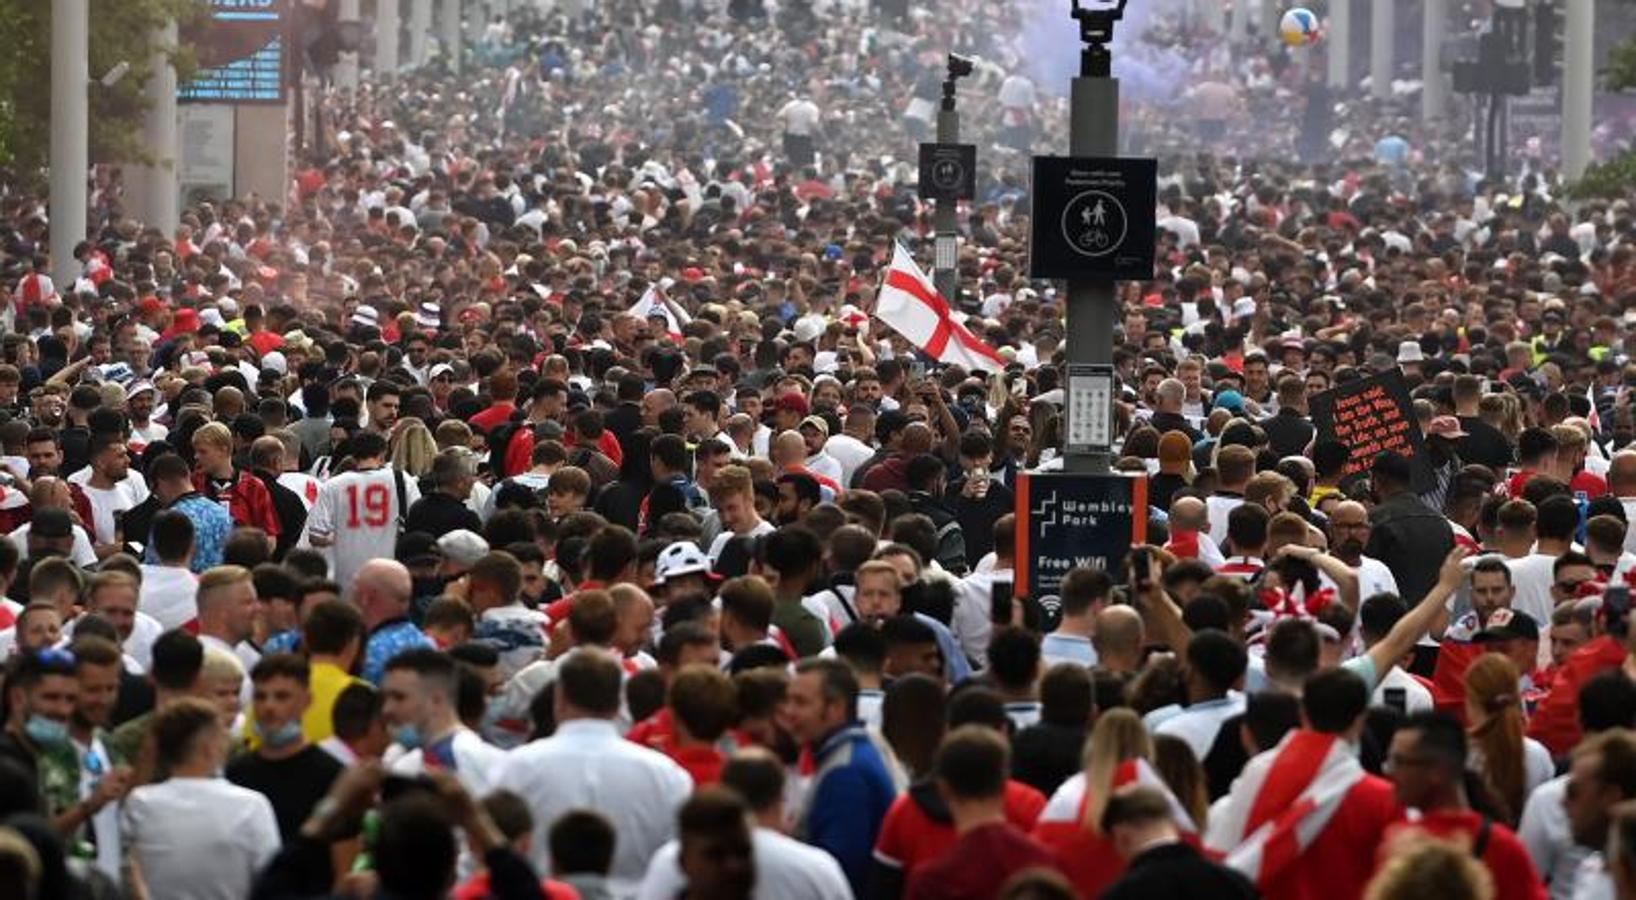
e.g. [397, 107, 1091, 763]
[307, 466, 420, 589]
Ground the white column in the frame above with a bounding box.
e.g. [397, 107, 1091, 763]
[1228, 0, 1249, 43]
[440, 0, 461, 73]
[376, 0, 400, 76]
[1201, 0, 1226, 34]
[1421, 0, 1446, 122]
[1370, 0, 1394, 99]
[130, 21, 179, 233]
[1562, 0, 1594, 178]
[1262, 0, 1281, 47]
[50, 0, 89, 286]
[408, 0, 432, 68]
[1328, 0, 1351, 88]
[336, 0, 360, 90]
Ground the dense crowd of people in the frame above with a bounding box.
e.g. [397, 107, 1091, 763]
[2, 0, 1636, 899]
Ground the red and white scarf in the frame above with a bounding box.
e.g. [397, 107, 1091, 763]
[1206, 729, 1365, 888]
[1036, 758, 1198, 834]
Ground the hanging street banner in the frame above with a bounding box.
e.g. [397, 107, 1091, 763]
[1028, 155, 1157, 281]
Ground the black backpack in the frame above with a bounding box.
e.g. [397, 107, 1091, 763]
[486, 414, 529, 477]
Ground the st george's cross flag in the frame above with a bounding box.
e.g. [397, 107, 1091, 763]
[1205, 729, 1366, 889]
[628, 279, 690, 342]
[875, 243, 1004, 371]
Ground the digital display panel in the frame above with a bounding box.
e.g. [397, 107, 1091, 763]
[178, 0, 286, 104]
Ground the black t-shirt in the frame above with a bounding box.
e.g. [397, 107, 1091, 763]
[226, 744, 343, 841]
[1456, 416, 1514, 472]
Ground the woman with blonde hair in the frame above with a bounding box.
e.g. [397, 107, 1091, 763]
[1464, 652, 1554, 824]
[1033, 708, 1183, 899]
[389, 417, 438, 477]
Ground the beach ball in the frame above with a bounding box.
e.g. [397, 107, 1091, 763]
[1280, 7, 1322, 46]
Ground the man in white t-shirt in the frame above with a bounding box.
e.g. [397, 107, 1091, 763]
[706, 467, 774, 564]
[138, 509, 201, 631]
[307, 432, 419, 588]
[1359, 594, 1435, 714]
[73, 433, 142, 558]
[1328, 501, 1401, 600]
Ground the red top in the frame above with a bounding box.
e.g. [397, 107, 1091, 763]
[667, 743, 726, 786]
[1261, 774, 1400, 900]
[453, 873, 578, 900]
[1378, 811, 1546, 900]
[1529, 635, 1627, 755]
[544, 582, 606, 625]
[876, 780, 1046, 874]
[469, 402, 518, 436]
[1571, 469, 1608, 499]
[193, 469, 281, 537]
[904, 822, 1060, 900]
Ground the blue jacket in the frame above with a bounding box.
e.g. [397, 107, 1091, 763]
[797, 722, 898, 894]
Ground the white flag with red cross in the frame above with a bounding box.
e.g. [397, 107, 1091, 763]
[874, 243, 1004, 371]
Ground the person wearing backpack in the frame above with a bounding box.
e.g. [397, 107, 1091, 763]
[905, 454, 968, 577]
[1379, 711, 1547, 900]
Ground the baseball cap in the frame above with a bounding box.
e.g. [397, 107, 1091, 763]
[436, 530, 490, 567]
[1426, 416, 1468, 440]
[655, 541, 714, 584]
[774, 392, 810, 416]
[799, 415, 830, 437]
[1473, 608, 1540, 644]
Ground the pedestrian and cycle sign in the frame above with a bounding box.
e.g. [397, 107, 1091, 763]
[918, 143, 977, 202]
[1028, 156, 1157, 281]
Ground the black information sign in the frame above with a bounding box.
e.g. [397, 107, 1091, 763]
[1015, 472, 1149, 605]
[918, 143, 977, 202]
[1308, 369, 1435, 494]
[179, 0, 287, 104]
[1028, 155, 1157, 281]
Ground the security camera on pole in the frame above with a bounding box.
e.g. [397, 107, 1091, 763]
[918, 54, 977, 309]
[1013, 0, 1156, 617]
[1029, 0, 1156, 474]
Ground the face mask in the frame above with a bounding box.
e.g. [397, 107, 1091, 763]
[24, 714, 69, 747]
[256, 720, 303, 750]
[392, 724, 422, 750]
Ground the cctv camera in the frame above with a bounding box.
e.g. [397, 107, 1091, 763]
[947, 53, 974, 79]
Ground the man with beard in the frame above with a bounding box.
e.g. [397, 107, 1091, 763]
[1326, 501, 1401, 600]
[124, 381, 168, 455]
[66, 635, 136, 881]
[775, 472, 821, 525]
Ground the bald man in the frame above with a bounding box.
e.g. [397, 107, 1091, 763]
[1611, 452, 1636, 555]
[1165, 496, 1226, 567]
[772, 430, 841, 499]
[1327, 500, 1401, 600]
[1092, 606, 1144, 674]
[355, 559, 432, 684]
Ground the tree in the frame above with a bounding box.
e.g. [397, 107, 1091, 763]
[1566, 30, 1636, 199]
[0, 0, 204, 188]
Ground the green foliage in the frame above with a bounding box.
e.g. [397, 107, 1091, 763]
[0, 0, 206, 186]
[1610, 35, 1636, 92]
[1566, 149, 1636, 201]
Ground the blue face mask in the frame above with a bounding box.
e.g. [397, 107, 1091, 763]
[24, 715, 69, 748]
[392, 724, 422, 750]
[256, 720, 303, 750]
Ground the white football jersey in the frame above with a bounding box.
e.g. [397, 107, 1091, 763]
[308, 466, 419, 588]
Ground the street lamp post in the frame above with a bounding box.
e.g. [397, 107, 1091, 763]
[933, 54, 971, 309]
[1065, 0, 1124, 475]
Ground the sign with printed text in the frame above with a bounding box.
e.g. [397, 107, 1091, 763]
[1028, 155, 1157, 281]
[1308, 369, 1434, 493]
[918, 143, 977, 202]
[179, 0, 287, 104]
[1015, 472, 1148, 603]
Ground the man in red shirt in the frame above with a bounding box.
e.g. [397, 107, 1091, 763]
[1530, 608, 1632, 756]
[1380, 711, 1547, 900]
[1206, 668, 1399, 900]
[663, 665, 735, 786]
[468, 368, 520, 436]
[903, 726, 1060, 900]
[191, 421, 279, 549]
